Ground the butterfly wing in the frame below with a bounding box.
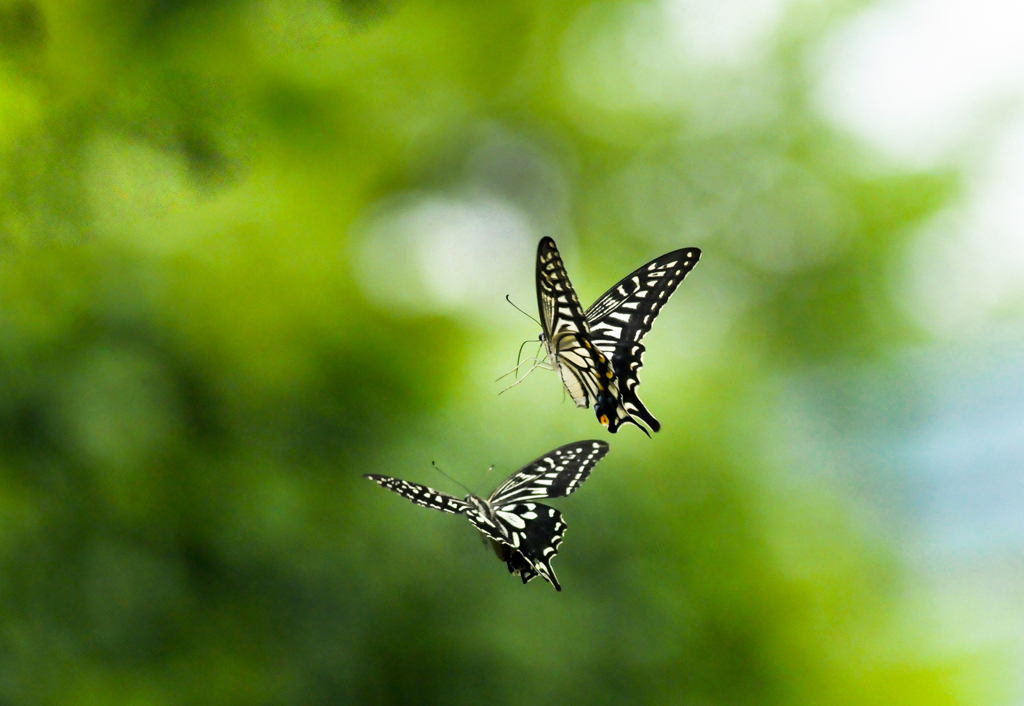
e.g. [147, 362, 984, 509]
[366, 474, 563, 590]
[536, 237, 614, 411]
[489, 440, 609, 505]
[489, 502, 567, 591]
[363, 474, 470, 515]
[585, 247, 701, 433]
[536, 237, 590, 343]
[506, 549, 540, 585]
[489, 536, 540, 585]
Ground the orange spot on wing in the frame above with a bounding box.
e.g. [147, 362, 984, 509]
[599, 415, 609, 427]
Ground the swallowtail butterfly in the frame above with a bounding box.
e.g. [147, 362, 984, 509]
[364, 440, 609, 591]
[533, 237, 700, 435]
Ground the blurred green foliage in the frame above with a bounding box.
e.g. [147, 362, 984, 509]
[0, 0, 1005, 704]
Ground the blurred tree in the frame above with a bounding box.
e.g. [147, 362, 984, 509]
[0, 1, 1004, 705]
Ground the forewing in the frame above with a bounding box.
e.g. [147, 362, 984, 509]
[586, 248, 701, 336]
[536, 238, 611, 409]
[489, 440, 609, 505]
[536, 237, 591, 341]
[585, 247, 701, 433]
[363, 474, 469, 515]
[492, 502, 567, 591]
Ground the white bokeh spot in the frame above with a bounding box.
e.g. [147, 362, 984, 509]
[816, 0, 1024, 167]
[900, 117, 1024, 334]
[817, 0, 1024, 334]
[355, 194, 536, 321]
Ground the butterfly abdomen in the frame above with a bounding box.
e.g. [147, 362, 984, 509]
[594, 386, 619, 431]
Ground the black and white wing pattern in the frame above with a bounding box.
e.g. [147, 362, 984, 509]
[469, 503, 568, 590]
[364, 441, 610, 591]
[528, 237, 700, 434]
[363, 475, 470, 514]
[585, 248, 701, 433]
[536, 237, 619, 421]
[477, 440, 606, 590]
[489, 440, 609, 504]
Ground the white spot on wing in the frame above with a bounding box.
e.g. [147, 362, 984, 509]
[497, 510, 527, 529]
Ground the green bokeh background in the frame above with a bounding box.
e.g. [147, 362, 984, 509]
[0, 1, 1008, 704]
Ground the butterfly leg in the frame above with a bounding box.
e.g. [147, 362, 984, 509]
[497, 359, 552, 395]
[495, 355, 546, 382]
[495, 342, 552, 382]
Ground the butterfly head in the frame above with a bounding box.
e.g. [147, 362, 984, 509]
[464, 494, 489, 512]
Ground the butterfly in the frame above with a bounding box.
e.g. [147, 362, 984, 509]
[527, 237, 700, 435]
[364, 440, 609, 591]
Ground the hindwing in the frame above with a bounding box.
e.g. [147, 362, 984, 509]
[497, 543, 540, 585]
[489, 502, 567, 591]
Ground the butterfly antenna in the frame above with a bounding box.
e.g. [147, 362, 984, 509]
[505, 295, 542, 327]
[470, 464, 494, 496]
[431, 461, 472, 495]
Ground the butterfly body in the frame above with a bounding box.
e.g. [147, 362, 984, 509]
[365, 440, 609, 591]
[533, 237, 700, 434]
